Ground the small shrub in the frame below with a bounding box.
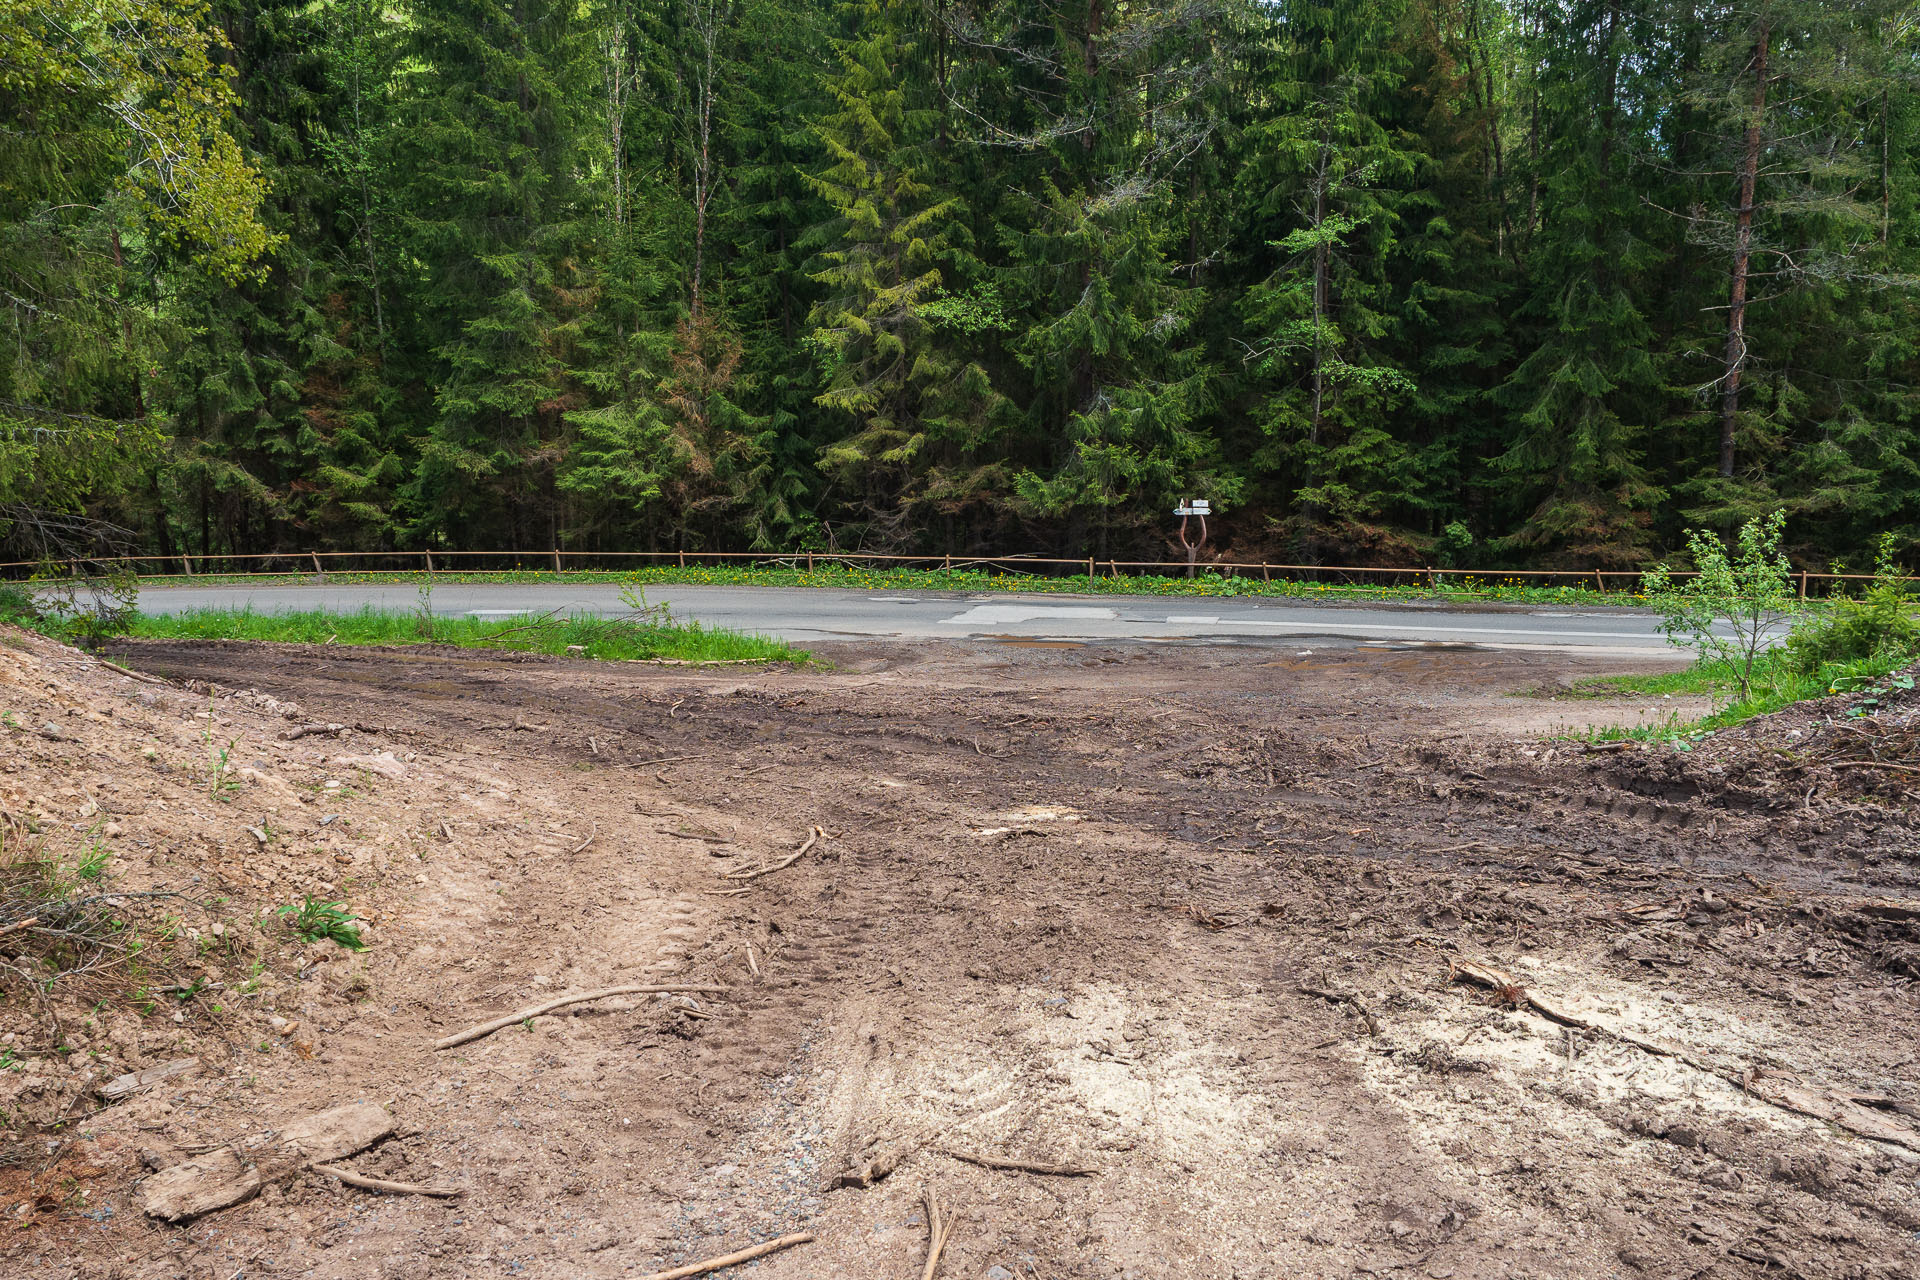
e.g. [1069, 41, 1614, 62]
[1784, 536, 1920, 674]
[276, 896, 367, 950]
[1643, 510, 1803, 703]
[0, 583, 39, 625]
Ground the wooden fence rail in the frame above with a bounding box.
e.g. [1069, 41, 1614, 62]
[0, 549, 1911, 598]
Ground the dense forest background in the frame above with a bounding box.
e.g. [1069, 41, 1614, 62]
[4, 0, 1918, 569]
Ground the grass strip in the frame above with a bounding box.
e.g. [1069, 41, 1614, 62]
[113, 606, 806, 665]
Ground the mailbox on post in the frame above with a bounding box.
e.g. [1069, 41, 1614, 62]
[1173, 499, 1210, 575]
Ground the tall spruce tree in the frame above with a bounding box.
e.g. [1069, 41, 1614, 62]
[393, 0, 604, 550]
[804, 0, 1003, 543]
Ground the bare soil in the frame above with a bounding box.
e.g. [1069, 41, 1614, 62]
[3, 630, 1918, 1279]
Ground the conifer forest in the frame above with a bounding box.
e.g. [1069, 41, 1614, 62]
[4, 0, 1919, 569]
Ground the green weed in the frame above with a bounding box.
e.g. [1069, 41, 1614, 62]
[276, 896, 368, 950]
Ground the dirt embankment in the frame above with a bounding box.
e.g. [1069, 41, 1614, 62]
[2, 631, 1917, 1279]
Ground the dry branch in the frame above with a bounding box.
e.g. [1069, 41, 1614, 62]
[1828, 760, 1920, 776]
[635, 1232, 814, 1280]
[721, 826, 825, 882]
[922, 1185, 957, 1280]
[434, 984, 732, 1050]
[97, 659, 172, 687]
[315, 1164, 462, 1197]
[99, 1057, 197, 1100]
[943, 1149, 1095, 1177]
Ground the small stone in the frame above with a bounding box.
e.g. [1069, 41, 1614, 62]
[987, 1267, 1016, 1280]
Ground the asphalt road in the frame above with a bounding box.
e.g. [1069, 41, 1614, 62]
[131, 582, 1707, 657]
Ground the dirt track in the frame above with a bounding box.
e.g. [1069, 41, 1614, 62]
[7, 635, 1920, 1279]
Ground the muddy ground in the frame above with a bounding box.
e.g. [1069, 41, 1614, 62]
[3, 630, 1918, 1279]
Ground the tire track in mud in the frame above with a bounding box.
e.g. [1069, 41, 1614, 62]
[92, 638, 1920, 1280]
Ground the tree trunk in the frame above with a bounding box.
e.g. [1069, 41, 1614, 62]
[1719, 22, 1769, 479]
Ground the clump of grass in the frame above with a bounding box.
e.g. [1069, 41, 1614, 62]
[115, 605, 805, 664]
[276, 896, 367, 950]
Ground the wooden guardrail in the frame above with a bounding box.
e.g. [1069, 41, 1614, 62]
[3, 548, 1913, 598]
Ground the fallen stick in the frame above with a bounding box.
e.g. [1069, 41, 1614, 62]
[943, 1149, 1095, 1177]
[722, 826, 825, 882]
[315, 1164, 462, 1197]
[634, 753, 708, 769]
[636, 1232, 814, 1280]
[97, 659, 173, 687]
[434, 984, 731, 1050]
[1828, 759, 1920, 776]
[922, 1186, 956, 1280]
[0, 916, 41, 938]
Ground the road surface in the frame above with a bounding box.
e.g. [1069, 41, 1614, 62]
[130, 582, 1711, 657]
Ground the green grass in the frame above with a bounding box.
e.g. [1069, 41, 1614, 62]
[110, 605, 806, 664]
[1569, 650, 1919, 747]
[113, 563, 1671, 608]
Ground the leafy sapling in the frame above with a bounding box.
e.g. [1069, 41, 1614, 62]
[1642, 510, 1802, 703]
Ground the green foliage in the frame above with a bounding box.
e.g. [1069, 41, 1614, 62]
[0, 0, 1917, 568]
[121, 603, 806, 664]
[0, 584, 37, 624]
[1643, 510, 1802, 701]
[276, 896, 367, 951]
[1784, 538, 1920, 673]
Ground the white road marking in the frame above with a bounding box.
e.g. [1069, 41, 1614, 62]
[1164, 615, 1221, 624]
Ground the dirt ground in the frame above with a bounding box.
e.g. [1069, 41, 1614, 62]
[2, 628, 1918, 1280]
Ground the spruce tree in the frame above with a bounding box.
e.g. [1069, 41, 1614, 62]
[803, 0, 1003, 540]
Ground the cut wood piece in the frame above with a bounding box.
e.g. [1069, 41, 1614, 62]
[99, 1057, 199, 1100]
[634, 1232, 814, 1280]
[943, 1149, 1096, 1177]
[140, 1101, 394, 1221]
[831, 1139, 908, 1189]
[140, 1148, 262, 1222]
[434, 984, 732, 1050]
[277, 1103, 396, 1163]
[315, 1164, 463, 1197]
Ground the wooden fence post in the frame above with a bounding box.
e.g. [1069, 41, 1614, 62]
[181, 555, 193, 576]
[678, 549, 685, 569]
[311, 552, 323, 578]
[424, 550, 434, 574]
[552, 548, 562, 574]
